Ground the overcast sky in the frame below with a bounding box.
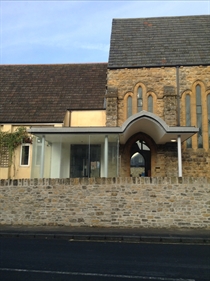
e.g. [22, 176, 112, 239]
[0, 0, 209, 65]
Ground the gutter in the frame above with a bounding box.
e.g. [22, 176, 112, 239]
[107, 63, 210, 70]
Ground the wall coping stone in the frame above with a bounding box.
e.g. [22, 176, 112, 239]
[1, 177, 210, 187]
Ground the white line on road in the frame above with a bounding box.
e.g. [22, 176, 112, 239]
[0, 267, 195, 280]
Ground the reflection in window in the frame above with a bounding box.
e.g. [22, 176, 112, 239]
[130, 140, 150, 177]
[148, 95, 153, 113]
[186, 94, 192, 148]
[70, 145, 101, 178]
[20, 144, 30, 166]
[196, 85, 203, 148]
[137, 87, 143, 112]
[130, 152, 145, 167]
[127, 96, 132, 118]
[208, 94, 210, 148]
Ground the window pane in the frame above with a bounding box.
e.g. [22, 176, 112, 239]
[196, 85, 203, 148]
[21, 145, 29, 165]
[70, 144, 101, 178]
[137, 87, 143, 112]
[196, 85, 201, 105]
[185, 94, 192, 148]
[148, 95, 153, 113]
[127, 96, 132, 118]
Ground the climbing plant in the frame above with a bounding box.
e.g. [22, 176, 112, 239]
[0, 127, 32, 167]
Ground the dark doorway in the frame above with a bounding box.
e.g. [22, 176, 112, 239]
[70, 145, 101, 178]
[130, 140, 151, 177]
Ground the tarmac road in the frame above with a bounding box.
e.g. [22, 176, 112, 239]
[0, 237, 210, 281]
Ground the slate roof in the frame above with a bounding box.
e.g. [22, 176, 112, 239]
[0, 63, 107, 123]
[108, 15, 210, 68]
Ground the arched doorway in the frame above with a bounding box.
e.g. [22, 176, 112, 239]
[130, 140, 151, 177]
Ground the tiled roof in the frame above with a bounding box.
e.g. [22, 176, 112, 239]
[0, 63, 107, 123]
[108, 15, 210, 68]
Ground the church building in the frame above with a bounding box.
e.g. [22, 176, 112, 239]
[0, 15, 209, 179]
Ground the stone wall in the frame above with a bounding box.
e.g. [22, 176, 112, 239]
[1, 177, 210, 229]
[106, 65, 210, 178]
[107, 65, 210, 127]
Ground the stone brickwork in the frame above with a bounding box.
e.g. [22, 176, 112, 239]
[163, 86, 177, 126]
[107, 65, 210, 127]
[105, 87, 118, 127]
[107, 67, 177, 126]
[106, 65, 210, 178]
[182, 149, 210, 178]
[1, 177, 210, 229]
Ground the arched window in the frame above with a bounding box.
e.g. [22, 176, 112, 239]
[196, 85, 203, 148]
[208, 94, 210, 148]
[127, 96, 132, 118]
[148, 95, 153, 113]
[137, 87, 143, 112]
[185, 94, 192, 148]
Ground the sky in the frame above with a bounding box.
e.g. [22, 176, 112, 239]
[0, 0, 209, 65]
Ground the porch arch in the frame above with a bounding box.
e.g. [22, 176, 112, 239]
[120, 132, 157, 177]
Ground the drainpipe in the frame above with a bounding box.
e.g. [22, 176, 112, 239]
[176, 66, 180, 126]
[176, 67, 182, 177]
[104, 135, 108, 178]
[177, 135, 182, 177]
[117, 136, 119, 177]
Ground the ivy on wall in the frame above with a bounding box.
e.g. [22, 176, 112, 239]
[0, 127, 32, 167]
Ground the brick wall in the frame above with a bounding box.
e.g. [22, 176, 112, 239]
[1, 177, 209, 229]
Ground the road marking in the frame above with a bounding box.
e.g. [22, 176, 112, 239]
[0, 267, 195, 280]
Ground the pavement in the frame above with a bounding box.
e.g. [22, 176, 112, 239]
[0, 225, 209, 244]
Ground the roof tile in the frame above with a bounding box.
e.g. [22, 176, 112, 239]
[108, 15, 210, 68]
[0, 63, 107, 123]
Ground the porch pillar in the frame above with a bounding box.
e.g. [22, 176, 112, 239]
[40, 135, 45, 178]
[104, 135, 108, 177]
[177, 135, 182, 177]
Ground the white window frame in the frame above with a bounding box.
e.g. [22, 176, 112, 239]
[20, 143, 30, 166]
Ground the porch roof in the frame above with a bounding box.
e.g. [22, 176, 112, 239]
[28, 111, 198, 144]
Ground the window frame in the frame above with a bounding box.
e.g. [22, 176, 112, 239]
[196, 84, 203, 148]
[20, 143, 30, 166]
[185, 94, 192, 148]
[147, 95, 153, 113]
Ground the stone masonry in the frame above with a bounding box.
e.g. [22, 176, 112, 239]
[1, 177, 210, 229]
[106, 65, 210, 178]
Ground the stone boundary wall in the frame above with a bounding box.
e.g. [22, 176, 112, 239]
[0, 177, 210, 229]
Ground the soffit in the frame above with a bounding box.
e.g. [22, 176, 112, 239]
[28, 111, 198, 145]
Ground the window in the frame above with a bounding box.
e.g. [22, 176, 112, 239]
[70, 144, 101, 178]
[148, 95, 153, 113]
[196, 85, 203, 148]
[185, 94, 192, 148]
[20, 144, 30, 166]
[127, 96, 132, 118]
[137, 87, 143, 112]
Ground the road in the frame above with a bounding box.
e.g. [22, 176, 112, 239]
[0, 237, 210, 281]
